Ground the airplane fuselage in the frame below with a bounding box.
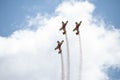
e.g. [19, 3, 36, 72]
[55, 40, 64, 53]
[60, 21, 68, 35]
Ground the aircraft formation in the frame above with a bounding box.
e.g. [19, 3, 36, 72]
[54, 20, 82, 80]
[55, 21, 82, 54]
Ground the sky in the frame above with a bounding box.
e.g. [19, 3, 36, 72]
[0, 0, 120, 36]
[0, 0, 120, 80]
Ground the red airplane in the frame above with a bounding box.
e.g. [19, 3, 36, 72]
[55, 40, 64, 54]
[73, 21, 82, 35]
[59, 21, 68, 35]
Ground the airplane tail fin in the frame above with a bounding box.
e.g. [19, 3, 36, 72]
[58, 50, 61, 54]
[73, 28, 76, 32]
[63, 31, 66, 35]
[66, 21, 68, 24]
[62, 40, 64, 42]
[59, 27, 62, 31]
[80, 21, 82, 23]
[76, 31, 79, 35]
[55, 47, 57, 50]
[60, 40, 64, 45]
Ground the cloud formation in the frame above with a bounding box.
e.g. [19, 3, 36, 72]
[0, 0, 120, 80]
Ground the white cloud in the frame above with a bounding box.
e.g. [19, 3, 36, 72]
[0, 0, 120, 80]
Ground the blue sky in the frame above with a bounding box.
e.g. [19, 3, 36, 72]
[0, 0, 61, 36]
[0, 0, 120, 36]
[106, 66, 120, 80]
[92, 0, 120, 28]
[0, 0, 120, 80]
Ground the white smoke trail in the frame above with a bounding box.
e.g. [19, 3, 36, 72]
[60, 52, 65, 80]
[78, 33, 83, 80]
[65, 34, 70, 80]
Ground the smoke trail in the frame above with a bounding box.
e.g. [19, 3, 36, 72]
[78, 33, 83, 80]
[65, 34, 70, 80]
[60, 52, 65, 80]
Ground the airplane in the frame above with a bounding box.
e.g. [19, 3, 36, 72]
[73, 21, 82, 35]
[55, 40, 64, 54]
[59, 21, 68, 35]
